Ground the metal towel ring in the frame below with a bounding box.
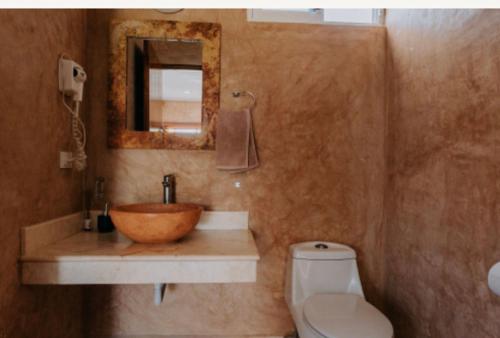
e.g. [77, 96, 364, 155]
[232, 90, 256, 109]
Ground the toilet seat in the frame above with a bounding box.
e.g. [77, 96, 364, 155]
[303, 293, 393, 338]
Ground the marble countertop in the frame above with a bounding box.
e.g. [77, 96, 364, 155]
[20, 211, 259, 284]
[21, 229, 260, 262]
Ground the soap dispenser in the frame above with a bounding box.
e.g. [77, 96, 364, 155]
[97, 202, 115, 233]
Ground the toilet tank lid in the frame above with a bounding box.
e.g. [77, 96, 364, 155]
[290, 241, 356, 260]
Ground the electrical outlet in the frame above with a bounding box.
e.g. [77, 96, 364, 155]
[59, 151, 73, 169]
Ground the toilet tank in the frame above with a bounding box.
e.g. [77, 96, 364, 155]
[285, 241, 364, 306]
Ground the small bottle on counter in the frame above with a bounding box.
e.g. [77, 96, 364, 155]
[83, 191, 93, 232]
[83, 216, 92, 232]
[97, 202, 115, 233]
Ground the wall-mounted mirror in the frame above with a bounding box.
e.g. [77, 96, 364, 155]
[127, 38, 203, 134]
[108, 20, 221, 149]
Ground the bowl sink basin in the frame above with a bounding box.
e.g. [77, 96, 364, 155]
[109, 203, 203, 244]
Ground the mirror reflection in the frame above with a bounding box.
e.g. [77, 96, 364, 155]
[126, 37, 203, 134]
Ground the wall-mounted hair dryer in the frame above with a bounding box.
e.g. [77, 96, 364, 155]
[58, 56, 87, 171]
[58, 58, 87, 102]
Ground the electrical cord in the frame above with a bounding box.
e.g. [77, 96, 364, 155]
[62, 95, 87, 171]
[59, 53, 87, 171]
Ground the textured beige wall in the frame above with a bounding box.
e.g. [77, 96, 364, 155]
[385, 9, 500, 338]
[84, 9, 386, 337]
[0, 10, 86, 338]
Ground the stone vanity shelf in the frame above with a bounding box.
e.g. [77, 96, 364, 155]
[20, 211, 259, 285]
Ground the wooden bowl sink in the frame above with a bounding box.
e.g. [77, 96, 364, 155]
[109, 203, 203, 244]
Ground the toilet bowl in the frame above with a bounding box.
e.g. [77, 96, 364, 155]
[285, 241, 393, 338]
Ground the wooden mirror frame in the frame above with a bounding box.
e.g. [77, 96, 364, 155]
[108, 20, 221, 149]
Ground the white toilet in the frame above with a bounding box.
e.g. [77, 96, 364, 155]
[285, 241, 393, 338]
